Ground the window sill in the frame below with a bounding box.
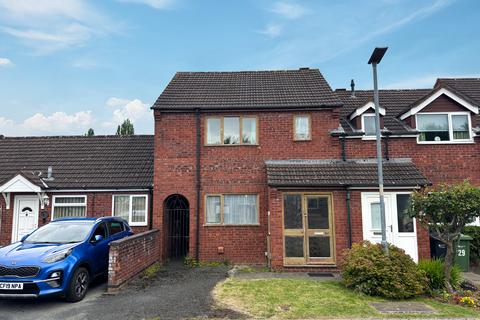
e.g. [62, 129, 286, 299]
[203, 223, 261, 227]
[204, 144, 259, 147]
[416, 140, 475, 145]
[128, 223, 148, 227]
[293, 139, 312, 142]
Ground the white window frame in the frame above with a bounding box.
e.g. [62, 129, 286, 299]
[415, 111, 473, 144]
[51, 195, 87, 220]
[361, 114, 377, 139]
[205, 193, 259, 226]
[293, 115, 311, 141]
[111, 194, 148, 227]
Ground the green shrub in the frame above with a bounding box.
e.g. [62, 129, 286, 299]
[463, 226, 480, 264]
[418, 259, 462, 292]
[341, 241, 426, 299]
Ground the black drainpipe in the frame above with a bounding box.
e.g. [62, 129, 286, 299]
[195, 108, 201, 261]
[383, 131, 391, 161]
[148, 186, 154, 230]
[340, 135, 346, 161]
[346, 186, 352, 248]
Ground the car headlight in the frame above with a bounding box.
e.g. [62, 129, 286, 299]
[42, 248, 73, 263]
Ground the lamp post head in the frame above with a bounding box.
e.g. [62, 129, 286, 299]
[368, 47, 388, 65]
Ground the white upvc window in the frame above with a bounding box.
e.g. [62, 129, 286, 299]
[52, 195, 87, 220]
[112, 195, 148, 226]
[205, 194, 259, 225]
[416, 112, 473, 144]
[294, 115, 311, 141]
[361, 114, 377, 136]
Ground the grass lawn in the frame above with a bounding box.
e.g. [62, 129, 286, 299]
[215, 279, 479, 319]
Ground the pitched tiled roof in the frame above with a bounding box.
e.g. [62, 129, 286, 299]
[265, 159, 430, 187]
[335, 89, 431, 135]
[0, 135, 154, 189]
[435, 78, 480, 104]
[153, 69, 342, 110]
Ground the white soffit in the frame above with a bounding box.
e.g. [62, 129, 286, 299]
[349, 101, 386, 120]
[0, 174, 42, 193]
[400, 88, 479, 120]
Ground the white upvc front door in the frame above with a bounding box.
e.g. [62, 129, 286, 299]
[361, 192, 418, 262]
[12, 196, 39, 243]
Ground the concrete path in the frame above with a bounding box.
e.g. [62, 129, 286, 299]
[463, 272, 480, 286]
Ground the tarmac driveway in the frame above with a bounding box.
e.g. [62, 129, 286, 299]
[0, 262, 238, 320]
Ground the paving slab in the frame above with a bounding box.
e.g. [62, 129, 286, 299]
[369, 302, 436, 314]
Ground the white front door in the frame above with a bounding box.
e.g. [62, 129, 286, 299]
[361, 192, 418, 262]
[12, 196, 39, 243]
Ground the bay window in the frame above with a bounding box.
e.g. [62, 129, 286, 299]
[206, 194, 258, 225]
[112, 195, 148, 226]
[417, 112, 472, 143]
[206, 116, 257, 145]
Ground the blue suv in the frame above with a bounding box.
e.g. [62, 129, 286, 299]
[0, 217, 132, 302]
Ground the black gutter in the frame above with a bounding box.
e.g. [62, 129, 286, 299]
[346, 186, 352, 248]
[153, 105, 343, 113]
[195, 108, 201, 262]
[148, 186, 154, 230]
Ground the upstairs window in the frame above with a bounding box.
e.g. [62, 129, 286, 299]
[294, 115, 311, 140]
[206, 117, 257, 145]
[362, 114, 377, 136]
[417, 112, 471, 143]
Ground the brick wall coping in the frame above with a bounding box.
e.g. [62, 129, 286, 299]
[109, 229, 159, 247]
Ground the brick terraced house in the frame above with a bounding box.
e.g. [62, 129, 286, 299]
[0, 135, 153, 246]
[0, 70, 479, 272]
[152, 70, 480, 270]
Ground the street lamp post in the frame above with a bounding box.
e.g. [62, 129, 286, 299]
[368, 47, 389, 254]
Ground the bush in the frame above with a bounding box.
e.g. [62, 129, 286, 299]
[341, 241, 426, 299]
[463, 226, 480, 265]
[418, 259, 462, 292]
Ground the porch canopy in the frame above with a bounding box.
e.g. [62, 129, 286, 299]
[0, 171, 46, 209]
[265, 158, 430, 188]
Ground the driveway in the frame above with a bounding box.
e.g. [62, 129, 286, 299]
[0, 262, 240, 320]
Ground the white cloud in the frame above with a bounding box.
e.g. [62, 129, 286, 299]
[0, 57, 13, 67]
[0, 110, 93, 136]
[0, 0, 114, 54]
[23, 111, 93, 132]
[258, 24, 282, 38]
[271, 1, 309, 19]
[103, 97, 152, 129]
[116, 0, 173, 9]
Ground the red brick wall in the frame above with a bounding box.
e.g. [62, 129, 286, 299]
[108, 229, 160, 293]
[153, 99, 479, 267]
[0, 191, 150, 246]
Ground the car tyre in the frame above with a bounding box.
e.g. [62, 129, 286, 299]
[65, 267, 90, 302]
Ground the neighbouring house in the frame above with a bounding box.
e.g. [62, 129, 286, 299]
[152, 69, 480, 270]
[0, 70, 478, 272]
[0, 135, 153, 246]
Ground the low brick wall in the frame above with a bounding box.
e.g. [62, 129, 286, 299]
[108, 229, 160, 293]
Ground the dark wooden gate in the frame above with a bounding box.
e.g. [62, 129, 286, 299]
[165, 195, 189, 259]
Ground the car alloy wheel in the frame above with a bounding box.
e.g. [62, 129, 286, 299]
[74, 270, 88, 297]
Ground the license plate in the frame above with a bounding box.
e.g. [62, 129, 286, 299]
[0, 282, 23, 290]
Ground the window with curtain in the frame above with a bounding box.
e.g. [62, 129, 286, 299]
[52, 196, 87, 220]
[417, 112, 471, 142]
[362, 114, 376, 136]
[205, 194, 258, 225]
[112, 195, 148, 226]
[294, 115, 310, 140]
[206, 116, 257, 145]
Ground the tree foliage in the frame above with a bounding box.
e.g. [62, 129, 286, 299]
[85, 128, 95, 136]
[116, 119, 134, 136]
[408, 181, 480, 292]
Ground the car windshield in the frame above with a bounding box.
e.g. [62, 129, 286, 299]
[24, 221, 95, 244]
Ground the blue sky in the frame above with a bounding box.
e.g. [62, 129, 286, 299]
[0, 0, 478, 136]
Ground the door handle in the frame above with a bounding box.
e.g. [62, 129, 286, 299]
[389, 225, 393, 232]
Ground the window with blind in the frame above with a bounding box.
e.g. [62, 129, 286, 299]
[52, 196, 87, 220]
[205, 194, 258, 225]
[112, 195, 148, 226]
[294, 115, 311, 140]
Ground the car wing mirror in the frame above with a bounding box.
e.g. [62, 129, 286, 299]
[91, 234, 104, 243]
